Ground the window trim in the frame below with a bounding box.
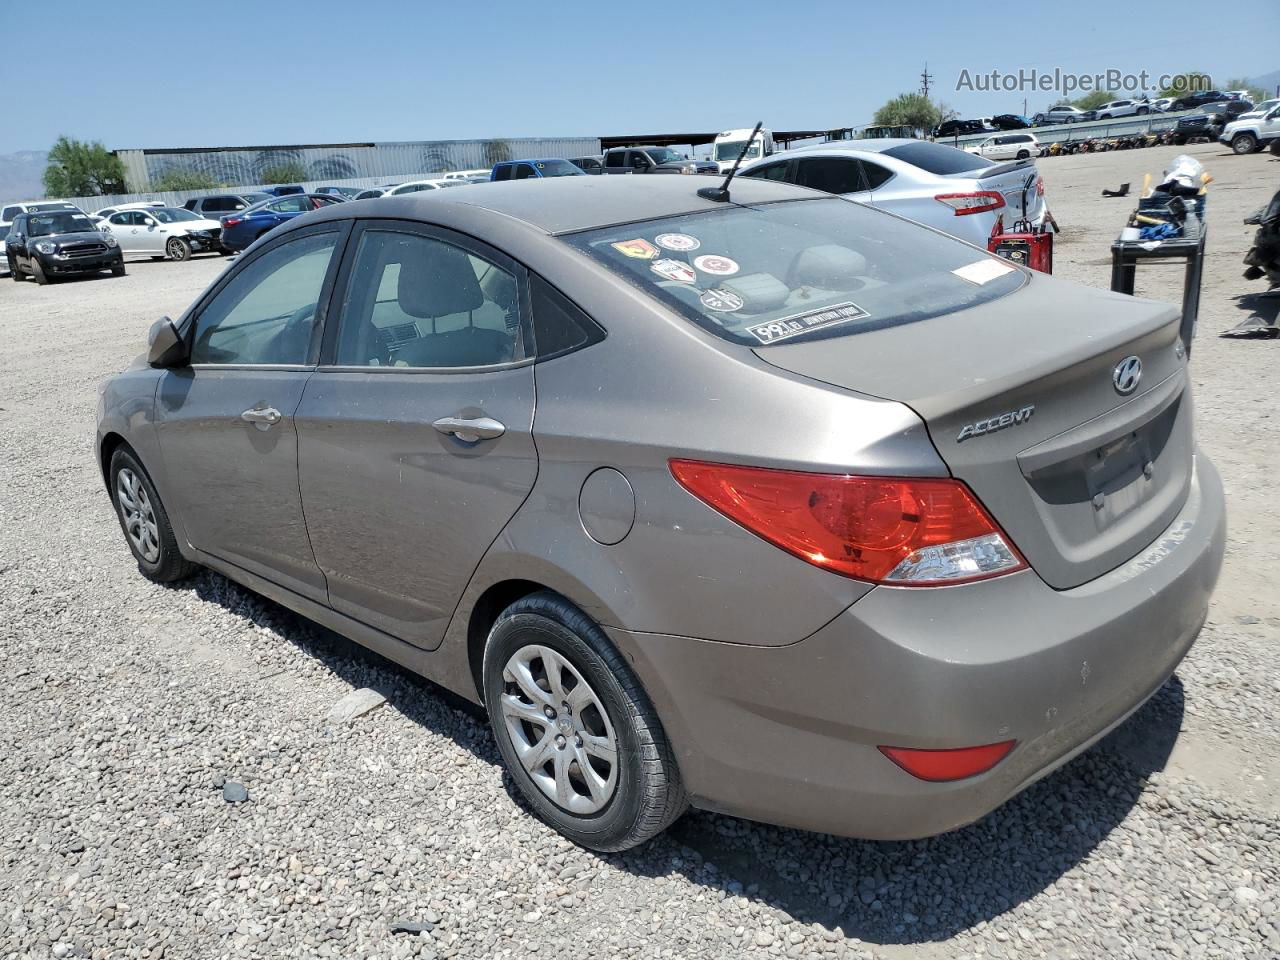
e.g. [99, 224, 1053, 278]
[182, 221, 353, 371]
[317, 218, 535, 375]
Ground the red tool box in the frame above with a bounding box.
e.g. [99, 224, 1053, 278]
[988, 217, 1054, 273]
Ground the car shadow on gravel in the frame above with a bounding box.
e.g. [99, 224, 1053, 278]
[183, 570, 1186, 948]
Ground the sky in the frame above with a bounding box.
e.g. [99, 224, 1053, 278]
[6, 0, 1278, 155]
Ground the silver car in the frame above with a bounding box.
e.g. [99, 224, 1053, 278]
[97, 176, 1225, 851]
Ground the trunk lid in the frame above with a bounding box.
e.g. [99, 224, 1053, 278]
[957, 159, 1044, 222]
[754, 273, 1192, 589]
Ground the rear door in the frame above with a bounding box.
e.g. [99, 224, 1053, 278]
[295, 219, 538, 649]
[154, 224, 348, 601]
[794, 156, 874, 202]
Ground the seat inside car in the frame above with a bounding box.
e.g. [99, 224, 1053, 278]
[391, 242, 515, 367]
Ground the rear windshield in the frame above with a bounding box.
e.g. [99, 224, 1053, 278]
[882, 141, 991, 175]
[564, 197, 1024, 347]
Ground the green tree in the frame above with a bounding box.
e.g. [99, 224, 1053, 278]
[1157, 71, 1214, 99]
[1073, 90, 1116, 111]
[152, 169, 222, 192]
[1224, 77, 1268, 102]
[260, 161, 307, 184]
[872, 92, 941, 132]
[41, 136, 127, 197]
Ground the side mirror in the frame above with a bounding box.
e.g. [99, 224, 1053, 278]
[148, 316, 189, 368]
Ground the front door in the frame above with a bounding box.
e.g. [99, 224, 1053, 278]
[154, 225, 347, 603]
[793, 156, 876, 202]
[295, 221, 538, 649]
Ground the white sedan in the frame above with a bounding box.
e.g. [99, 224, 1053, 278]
[384, 179, 463, 196]
[740, 139, 1047, 248]
[99, 207, 226, 261]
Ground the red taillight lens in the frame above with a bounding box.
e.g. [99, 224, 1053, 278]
[934, 191, 1006, 216]
[879, 741, 1016, 781]
[1035, 176, 1045, 197]
[669, 461, 1025, 585]
[224, 218, 242, 227]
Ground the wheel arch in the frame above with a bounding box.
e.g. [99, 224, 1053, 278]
[98, 431, 130, 488]
[465, 578, 548, 703]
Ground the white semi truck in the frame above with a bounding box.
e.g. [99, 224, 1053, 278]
[712, 128, 777, 172]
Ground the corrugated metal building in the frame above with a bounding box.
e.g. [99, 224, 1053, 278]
[116, 137, 600, 189]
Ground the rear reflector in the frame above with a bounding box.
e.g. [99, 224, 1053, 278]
[669, 461, 1025, 585]
[935, 191, 1006, 216]
[879, 740, 1016, 782]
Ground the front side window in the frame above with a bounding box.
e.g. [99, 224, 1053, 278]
[743, 160, 791, 182]
[190, 232, 337, 365]
[335, 229, 522, 368]
[109, 213, 130, 226]
[565, 198, 1023, 347]
[514, 163, 539, 180]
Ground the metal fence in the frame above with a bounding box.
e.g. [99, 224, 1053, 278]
[939, 112, 1192, 150]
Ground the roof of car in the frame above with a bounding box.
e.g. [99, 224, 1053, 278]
[792, 138, 919, 154]
[308, 174, 819, 236]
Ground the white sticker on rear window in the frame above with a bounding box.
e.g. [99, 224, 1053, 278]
[952, 259, 1015, 285]
[745, 302, 869, 345]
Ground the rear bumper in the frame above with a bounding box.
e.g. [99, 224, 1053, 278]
[610, 452, 1225, 840]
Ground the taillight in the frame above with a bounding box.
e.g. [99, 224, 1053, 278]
[669, 461, 1026, 586]
[1035, 176, 1045, 197]
[879, 741, 1016, 781]
[934, 191, 1006, 216]
[224, 218, 242, 227]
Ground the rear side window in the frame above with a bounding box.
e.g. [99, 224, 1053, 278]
[860, 161, 893, 189]
[881, 141, 992, 175]
[795, 157, 865, 194]
[605, 151, 625, 167]
[335, 229, 523, 368]
[530, 275, 605, 360]
[742, 160, 791, 182]
[492, 164, 513, 181]
[1, 206, 20, 221]
[564, 198, 1023, 347]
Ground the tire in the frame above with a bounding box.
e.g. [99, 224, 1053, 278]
[1099, 114, 1110, 120]
[1271, 140, 1280, 157]
[8, 257, 21, 281]
[1232, 133, 1259, 155]
[108, 447, 198, 584]
[482, 591, 687, 852]
[1173, 136, 1187, 146]
[32, 260, 50, 285]
[166, 236, 191, 262]
[111, 263, 126, 277]
[1137, 107, 1149, 115]
[1016, 150, 1030, 159]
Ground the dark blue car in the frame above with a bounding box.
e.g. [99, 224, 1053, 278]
[219, 194, 343, 252]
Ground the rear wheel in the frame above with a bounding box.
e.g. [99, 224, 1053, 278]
[109, 447, 198, 583]
[1016, 149, 1030, 159]
[1232, 133, 1259, 155]
[483, 592, 687, 852]
[1137, 107, 1149, 115]
[32, 260, 50, 285]
[166, 236, 191, 262]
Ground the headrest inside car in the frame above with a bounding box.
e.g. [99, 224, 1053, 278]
[790, 244, 868, 290]
[397, 242, 485, 319]
[719, 273, 790, 314]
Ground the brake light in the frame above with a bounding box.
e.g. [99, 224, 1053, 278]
[879, 741, 1016, 781]
[934, 191, 1006, 216]
[224, 218, 242, 227]
[1035, 176, 1045, 197]
[669, 461, 1025, 585]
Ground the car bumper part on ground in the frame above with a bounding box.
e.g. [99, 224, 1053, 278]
[610, 453, 1225, 840]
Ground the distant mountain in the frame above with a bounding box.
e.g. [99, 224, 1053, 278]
[0, 150, 49, 205]
[1249, 70, 1280, 98]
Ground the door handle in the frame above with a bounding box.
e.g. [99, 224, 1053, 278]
[241, 406, 282, 425]
[432, 416, 505, 443]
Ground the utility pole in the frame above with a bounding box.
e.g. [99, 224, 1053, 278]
[920, 63, 933, 100]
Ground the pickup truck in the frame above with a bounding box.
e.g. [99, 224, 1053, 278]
[1220, 105, 1280, 154]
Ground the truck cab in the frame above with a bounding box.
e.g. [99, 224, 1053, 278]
[712, 128, 776, 172]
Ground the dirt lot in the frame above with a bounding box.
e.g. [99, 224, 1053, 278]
[1, 142, 1278, 960]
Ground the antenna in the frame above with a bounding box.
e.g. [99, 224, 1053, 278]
[698, 121, 762, 203]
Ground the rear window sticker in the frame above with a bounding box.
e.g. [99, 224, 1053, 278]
[700, 288, 745, 312]
[650, 258, 698, 284]
[952, 258, 1015, 285]
[693, 254, 740, 276]
[612, 238, 660, 260]
[745, 302, 869, 345]
[654, 232, 701, 252]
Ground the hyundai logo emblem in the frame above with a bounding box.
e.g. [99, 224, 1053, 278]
[1113, 356, 1143, 395]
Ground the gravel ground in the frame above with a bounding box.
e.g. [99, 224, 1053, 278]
[2, 142, 1278, 960]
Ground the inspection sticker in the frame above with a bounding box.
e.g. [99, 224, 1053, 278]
[745, 302, 869, 345]
[650, 258, 697, 284]
[654, 232, 700, 252]
[611, 238, 660, 260]
[700, 288, 745, 312]
[952, 258, 1015, 285]
[693, 254, 740, 276]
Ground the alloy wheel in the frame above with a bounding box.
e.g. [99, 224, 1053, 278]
[500, 644, 618, 814]
[116, 467, 160, 563]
